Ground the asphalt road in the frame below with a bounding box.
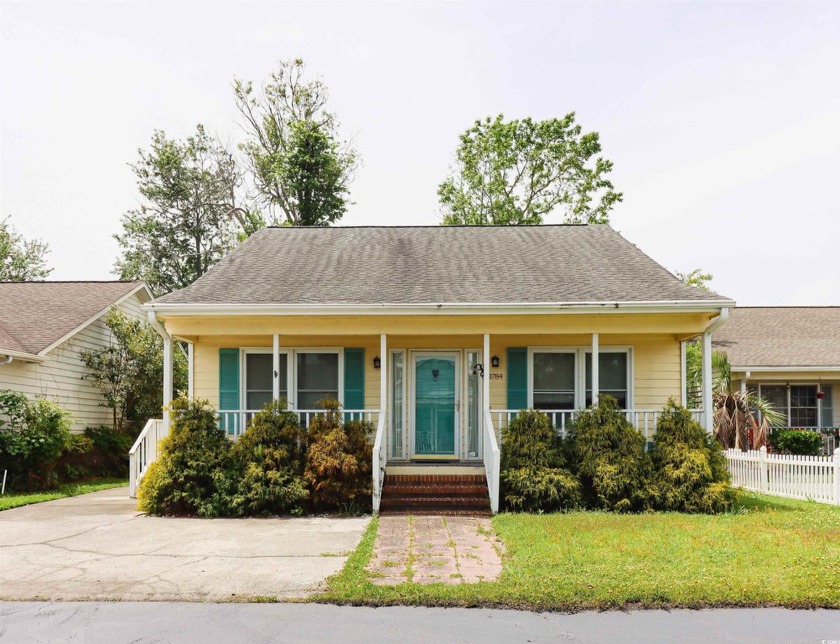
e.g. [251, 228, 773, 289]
[1, 603, 838, 643]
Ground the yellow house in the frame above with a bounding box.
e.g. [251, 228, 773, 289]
[138, 225, 733, 512]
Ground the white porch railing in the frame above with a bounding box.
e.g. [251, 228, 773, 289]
[128, 418, 166, 497]
[725, 446, 840, 505]
[372, 414, 387, 514]
[483, 409, 501, 513]
[492, 409, 705, 443]
[218, 409, 381, 438]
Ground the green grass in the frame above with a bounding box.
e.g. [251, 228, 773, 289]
[0, 478, 128, 511]
[318, 493, 840, 611]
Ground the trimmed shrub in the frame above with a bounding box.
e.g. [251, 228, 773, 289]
[500, 410, 581, 512]
[304, 399, 374, 512]
[650, 400, 735, 513]
[138, 397, 238, 517]
[768, 429, 823, 456]
[0, 390, 71, 491]
[566, 396, 652, 512]
[231, 400, 308, 515]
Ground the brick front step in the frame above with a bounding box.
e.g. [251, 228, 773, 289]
[380, 473, 490, 516]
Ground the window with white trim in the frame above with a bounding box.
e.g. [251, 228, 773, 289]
[296, 351, 339, 409]
[585, 352, 629, 408]
[244, 351, 288, 410]
[532, 352, 576, 410]
[759, 383, 834, 428]
[530, 348, 632, 410]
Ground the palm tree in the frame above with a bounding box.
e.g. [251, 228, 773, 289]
[687, 348, 783, 450]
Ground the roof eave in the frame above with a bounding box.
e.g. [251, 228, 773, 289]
[0, 348, 45, 363]
[731, 365, 840, 373]
[146, 300, 735, 317]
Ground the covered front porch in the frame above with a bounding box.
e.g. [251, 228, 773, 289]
[136, 310, 722, 513]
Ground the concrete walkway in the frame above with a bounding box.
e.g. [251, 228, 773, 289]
[0, 487, 368, 601]
[368, 515, 503, 585]
[1, 603, 838, 643]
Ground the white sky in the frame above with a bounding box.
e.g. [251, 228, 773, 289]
[2, 1, 839, 304]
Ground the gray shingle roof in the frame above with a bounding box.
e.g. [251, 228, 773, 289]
[0, 281, 145, 355]
[156, 225, 730, 307]
[713, 307, 840, 368]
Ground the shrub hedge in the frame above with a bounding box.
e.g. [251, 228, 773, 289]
[768, 429, 823, 456]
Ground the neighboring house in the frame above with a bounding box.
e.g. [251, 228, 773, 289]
[0, 281, 153, 432]
[712, 307, 840, 430]
[140, 225, 734, 511]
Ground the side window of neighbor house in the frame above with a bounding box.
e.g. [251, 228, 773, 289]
[760, 385, 788, 427]
[296, 352, 339, 409]
[532, 352, 576, 410]
[790, 385, 818, 427]
[245, 352, 287, 409]
[585, 352, 629, 408]
[821, 385, 833, 427]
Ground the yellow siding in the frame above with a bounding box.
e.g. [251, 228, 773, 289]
[165, 312, 715, 340]
[193, 331, 682, 413]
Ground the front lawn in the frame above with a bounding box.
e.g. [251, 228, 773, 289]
[319, 493, 840, 611]
[0, 478, 128, 511]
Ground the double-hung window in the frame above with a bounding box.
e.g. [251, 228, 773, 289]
[759, 384, 833, 428]
[296, 351, 340, 409]
[530, 348, 631, 411]
[532, 352, 576, 410]
[242, 349, 340, 411]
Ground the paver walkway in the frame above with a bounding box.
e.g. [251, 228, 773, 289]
[367, 515, 503, 585]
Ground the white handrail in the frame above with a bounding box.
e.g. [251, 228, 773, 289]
[372, 413, 387, 514]
[217, 408, 381, 439]
[483, 409, 501, 513]
[128, 418, 165, 498]
[493, 408, 704, 443]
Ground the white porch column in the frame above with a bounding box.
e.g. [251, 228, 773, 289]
[591, 333, 599, 407]
[162, 335, 174, 431]
[483, 333, 490, 413]
[380, 334, 387, 417]
[702, 330, 713, 432]
[272, 334, 280, 400]
[187, 342, 194, 399]
[680, 340, 687, 407]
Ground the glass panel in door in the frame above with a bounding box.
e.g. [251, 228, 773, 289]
[414, 356, 456, 456]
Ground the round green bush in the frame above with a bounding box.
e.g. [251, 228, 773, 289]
[768, 429, 823, 456]
[500, 409, 581, 512]
[231, 399, 308, 515]
[650, 400, 735, 513]
[137, 397, 237, 517]
[565, 396, 652, 512]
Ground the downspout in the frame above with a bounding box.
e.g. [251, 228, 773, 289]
[0, 355, 13, 366]
[148, 311, 174, 430]
[702, 307, 730, 432]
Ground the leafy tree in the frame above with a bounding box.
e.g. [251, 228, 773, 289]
[234, 59, 358, 226]
[438, 114, 622, 226]
[677, 268, 713, 291]
[114, 125, 256, 294]
[80, 308, 187, 434]
[0, 216, 52, 281]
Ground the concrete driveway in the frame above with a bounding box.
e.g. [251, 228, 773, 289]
[0, 487, 369, 602]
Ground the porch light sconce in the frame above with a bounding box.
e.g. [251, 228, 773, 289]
[373, 356, 381, 369]
[491, 355, 500, 369]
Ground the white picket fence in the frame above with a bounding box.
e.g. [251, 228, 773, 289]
[725, 446, 840, 505]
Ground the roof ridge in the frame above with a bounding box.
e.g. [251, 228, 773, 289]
[0, 280, 141, 285]
[262, 224, 601, 230]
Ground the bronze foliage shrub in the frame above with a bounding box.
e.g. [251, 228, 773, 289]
[304, 399, 374, 512]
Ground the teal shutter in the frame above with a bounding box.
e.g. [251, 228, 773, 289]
[219, 349, 240, 434]
[343, 348, 365, 416]
[507, 347, 528, 411]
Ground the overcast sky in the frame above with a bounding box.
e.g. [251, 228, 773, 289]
[2, 1, 838, 305]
